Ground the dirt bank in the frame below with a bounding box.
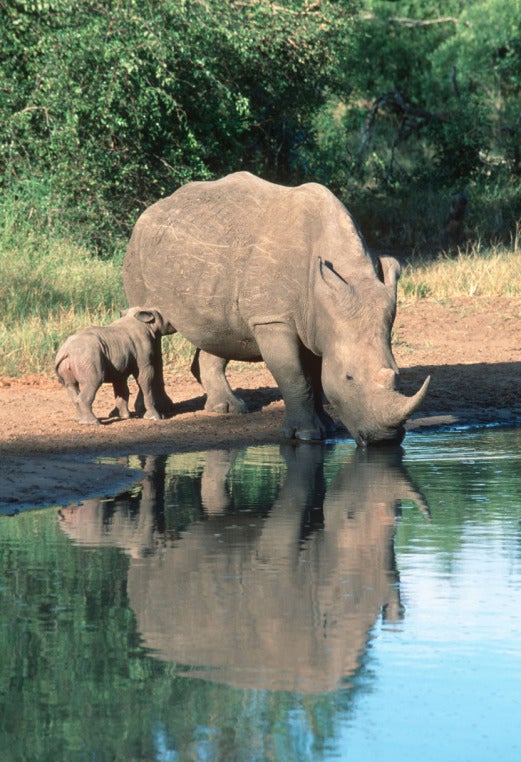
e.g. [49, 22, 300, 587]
[1, 296, 521, 512]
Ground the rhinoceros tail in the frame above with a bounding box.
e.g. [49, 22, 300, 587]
[54, 334, 78, 385]
[54, 349, 70, 385]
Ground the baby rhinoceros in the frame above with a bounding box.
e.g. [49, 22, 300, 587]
[55, 307, 174, 425]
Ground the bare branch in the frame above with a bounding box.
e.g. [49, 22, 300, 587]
[361, 90, 446, 158]
[361, 13, 458, 28]
[388, 16, 458, 28]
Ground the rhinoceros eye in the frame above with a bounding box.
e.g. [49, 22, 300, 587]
[345, 373, 354, 381]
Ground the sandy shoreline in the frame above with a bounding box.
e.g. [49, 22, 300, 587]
[1, 295, 521, 513]
[1, 403, 518, 515]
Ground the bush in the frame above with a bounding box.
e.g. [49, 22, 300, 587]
[0, 0, 354, 251]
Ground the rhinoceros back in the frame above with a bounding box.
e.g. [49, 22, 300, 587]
[123, 172, 370, 360]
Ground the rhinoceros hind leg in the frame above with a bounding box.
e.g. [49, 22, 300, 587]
[75, 382, 102, 425]
[134, 387, 174, 417]
[109, 378, 131, 419]
[192, 349, 248, 414]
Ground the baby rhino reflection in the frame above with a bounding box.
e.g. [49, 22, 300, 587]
[58, 445, 428, 693]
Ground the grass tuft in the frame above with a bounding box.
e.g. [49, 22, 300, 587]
[399, 239, 521, 300]
[0, 214, 196, 377]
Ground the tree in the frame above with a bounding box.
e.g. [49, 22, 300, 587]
[0, 0, 356, 249]
[431, 0, 521, 175]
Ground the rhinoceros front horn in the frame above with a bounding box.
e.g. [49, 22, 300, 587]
[386, 375, 431, 427]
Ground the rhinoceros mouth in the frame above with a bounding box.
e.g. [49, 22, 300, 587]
[356, 425, 406, 448]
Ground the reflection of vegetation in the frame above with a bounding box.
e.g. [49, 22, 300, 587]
[2, 432, 520, 759]
[133, 447, 288, 522]
[398, 428, 521, 569]
[0, 457, 343, 761]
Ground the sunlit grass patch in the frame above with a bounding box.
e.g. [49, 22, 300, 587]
[0, 219, 198, 377]
[399, 239, 521, 300]
[0, 217, 124, 376]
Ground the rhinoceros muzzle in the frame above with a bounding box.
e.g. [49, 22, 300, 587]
[356, 425, 406, 448]
[333, 375, 430, 447]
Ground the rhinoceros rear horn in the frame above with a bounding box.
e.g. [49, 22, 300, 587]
[386, 375, 430, 426]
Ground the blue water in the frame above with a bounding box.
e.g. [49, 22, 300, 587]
[1, 427, 520, 761]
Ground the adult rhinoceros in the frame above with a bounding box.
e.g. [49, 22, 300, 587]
[123, 172, 429, 446]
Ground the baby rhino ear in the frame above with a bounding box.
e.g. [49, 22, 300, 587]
[134, 309, 156, 324]
[133, 308, 175, 335]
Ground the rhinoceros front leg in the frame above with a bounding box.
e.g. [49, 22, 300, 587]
[304, 351, 342, 436]
[191, 349, 248, 414]
[254, 323, 327, 441]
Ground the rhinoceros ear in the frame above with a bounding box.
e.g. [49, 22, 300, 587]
[379, 256, 401, 302]
[317, 257, 354, 297]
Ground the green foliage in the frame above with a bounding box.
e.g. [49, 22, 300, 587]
[1, 0, 520, 275]
[308, 0, 521, 227]
[0, 0, 355, 249]
[431, 0, 521, 174]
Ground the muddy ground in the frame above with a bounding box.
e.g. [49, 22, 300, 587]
[1, 296, 521, 512]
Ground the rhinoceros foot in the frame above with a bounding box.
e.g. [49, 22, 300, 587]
[143, 410, 163, 420]
[108, 406, 131, 420]
[281, 410, 330, 442]
[78, 416, 101, 426]
[135, 389, 176, 418]
[204, 392, 248, 415]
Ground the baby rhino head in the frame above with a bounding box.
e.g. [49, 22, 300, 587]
[121, 307, 175, 337]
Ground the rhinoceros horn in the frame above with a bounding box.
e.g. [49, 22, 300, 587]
[384, 375, 431, 427]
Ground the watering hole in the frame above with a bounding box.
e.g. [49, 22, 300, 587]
[1, 427, 521, 761]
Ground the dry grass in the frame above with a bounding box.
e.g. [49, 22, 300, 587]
[399, 237, 521, 300]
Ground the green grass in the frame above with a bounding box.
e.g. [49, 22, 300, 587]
[1, 213, 520, 378]
[0, 215, 192, 377]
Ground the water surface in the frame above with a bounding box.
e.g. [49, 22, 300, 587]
[1, 428, 520, 761]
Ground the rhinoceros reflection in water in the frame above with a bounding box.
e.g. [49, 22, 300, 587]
[59, 445, 428, 693]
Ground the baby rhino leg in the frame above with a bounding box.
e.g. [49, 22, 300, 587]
[64, 380, 80, 409]
[110, 378, 131, 419]
[63, 379, 100, 425]
[75, 379, 102, 425]
[136, 365, 162, 420]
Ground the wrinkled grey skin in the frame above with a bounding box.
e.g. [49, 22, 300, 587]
[55, 307, 174, 425]
[124, 172, 429, 445]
